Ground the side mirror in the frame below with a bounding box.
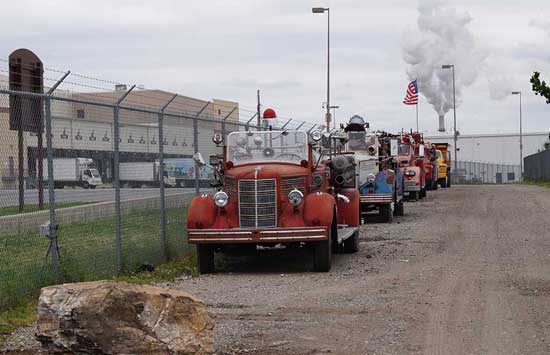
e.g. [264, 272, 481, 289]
[390, 139, 398, 156]
[418, 144, 425, 158]
[193, 152, 206, 167]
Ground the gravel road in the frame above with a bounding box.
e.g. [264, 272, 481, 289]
[165, 184, 550, 355]
[3, 185, 550, 354]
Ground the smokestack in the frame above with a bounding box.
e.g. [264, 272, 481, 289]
[438, 114, 445, 132]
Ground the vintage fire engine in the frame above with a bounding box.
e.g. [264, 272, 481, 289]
[186, 112, 360, 273]
[344, 116, 404, 223]
[396, 134, 425, 201]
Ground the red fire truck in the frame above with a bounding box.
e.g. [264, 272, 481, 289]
[186, 120, 360, 273]
[397, 134, 425, 201]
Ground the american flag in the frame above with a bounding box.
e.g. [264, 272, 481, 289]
[403, 80, 418, 105]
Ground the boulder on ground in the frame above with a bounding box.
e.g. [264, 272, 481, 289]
[35, 280, 213, 355]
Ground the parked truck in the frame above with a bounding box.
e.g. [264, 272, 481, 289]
[41, 158, 103, 189]
[119, 162, 176, 188]
[344, 116, 404, 223]
[434, 143, 452, 188]
[187, 125, 360, 274]
[163, 158, 214, 188]
[396, 136, 425, 201]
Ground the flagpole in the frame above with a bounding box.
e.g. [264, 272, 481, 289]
[416, 102, 419, 132]
[416, 79, 419, 132]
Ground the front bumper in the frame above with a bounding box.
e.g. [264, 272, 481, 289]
[404, 180, 420, 191]
[188, 226, 328, 244]
[360, 194, 393, 204]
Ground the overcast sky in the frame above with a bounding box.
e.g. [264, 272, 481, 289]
[1, 0, 549, 135]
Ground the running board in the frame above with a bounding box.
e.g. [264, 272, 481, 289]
[337, 226, 358, 244]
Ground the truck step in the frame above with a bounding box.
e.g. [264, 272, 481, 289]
[337, 226, 358, 244]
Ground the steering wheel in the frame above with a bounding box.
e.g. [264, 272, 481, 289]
[275, 152, 303, 160]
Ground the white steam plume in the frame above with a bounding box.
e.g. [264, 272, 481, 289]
[403, 0, 485, 128]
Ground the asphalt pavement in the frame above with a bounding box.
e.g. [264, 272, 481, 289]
[0, 187, 199, 207]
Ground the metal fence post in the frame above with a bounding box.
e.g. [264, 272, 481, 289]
[194, 102, 210, 195]
[222, 106, 238, 142]
[158, 94, 178, 262]
[43, 71, 70, 281]
[113, 85, 135, 273]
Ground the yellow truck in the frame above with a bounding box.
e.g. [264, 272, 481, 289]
[434, 143, 451, 188]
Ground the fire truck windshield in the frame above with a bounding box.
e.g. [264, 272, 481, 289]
[348, 132, 378, 154]
[227, 131, 308, 165]
[398, 144, 410, 156]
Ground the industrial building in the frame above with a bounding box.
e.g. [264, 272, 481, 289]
[425, 132, 550, 166]
[0, 75, 239, 189]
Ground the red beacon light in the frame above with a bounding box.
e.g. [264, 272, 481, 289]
[263, 108, 277, 119]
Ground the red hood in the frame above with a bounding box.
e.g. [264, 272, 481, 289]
[226, 163, 309, 179]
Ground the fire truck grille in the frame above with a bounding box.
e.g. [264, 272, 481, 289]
[239, 179, 277, 228]
[281, 176, 306, 195]
[224, 176, 236, 197]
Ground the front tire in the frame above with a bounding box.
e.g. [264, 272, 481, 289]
[196, 245, 215, 274]
[314, 227, 332, 272]
[342, 230, 359, 253]
[394, 199, 404, 216]
[379, 204, 393, 223]
[447, 172, 452, 188]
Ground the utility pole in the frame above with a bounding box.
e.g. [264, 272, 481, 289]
[257, 90, 261, 130]
[512, 91, 523, 180]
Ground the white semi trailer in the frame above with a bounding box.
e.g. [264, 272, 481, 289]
[42, 158, 103, 189]
[119, 162, 177, 188]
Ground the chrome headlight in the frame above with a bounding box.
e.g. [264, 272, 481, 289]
[310, 130, 322, 142]
[213, 191, 229, 207]
[288, 188, 304, 206]
[367, 173, 376, 183]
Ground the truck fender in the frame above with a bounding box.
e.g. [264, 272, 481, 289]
[187, 194, 217, 229]
[336, 188, 360, 227]
[303, 192, 335, 228]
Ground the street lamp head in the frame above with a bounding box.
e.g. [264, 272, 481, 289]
[512, 91, 521, 95]
[442, 64, 454, 69]
[312, 7, 328, 13]
[329, 105, 339, 109]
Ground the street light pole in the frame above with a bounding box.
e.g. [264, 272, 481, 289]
[329, 105, 339, 129]
[512, 91, 523, 180]
[312, 7, 331, 132]
[442, 64, 457, 178]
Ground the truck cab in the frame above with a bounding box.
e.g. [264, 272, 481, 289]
[187, 129, 360, 273]
[80, 166, 103, 189]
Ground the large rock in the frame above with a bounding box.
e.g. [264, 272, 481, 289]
[35, 280, 213, 355]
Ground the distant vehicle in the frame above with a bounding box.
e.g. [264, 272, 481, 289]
[396, 138, 424, 201]
[41, 158, 102, 189]
[344, 116, 404, 223]
[163, 158, 214, 188]
[434, 143, 452, 188]
[119, 162, 176, 188]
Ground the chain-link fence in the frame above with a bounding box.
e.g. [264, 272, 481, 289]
[524, 150, 550, 181]
[453, 161, 521, 184]
[0, 62, 323, 310]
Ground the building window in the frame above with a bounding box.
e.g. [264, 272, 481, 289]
[77, 109, 85, 119]
[507, 172, 515, 181]
[218, 109, 222, 115]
